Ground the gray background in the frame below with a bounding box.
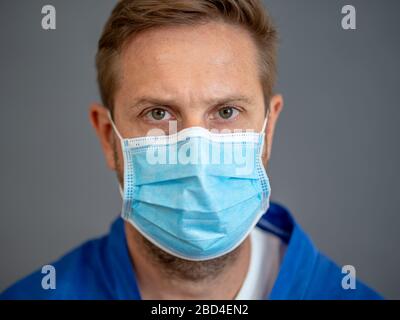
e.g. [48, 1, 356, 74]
[0, 0, 399, 298]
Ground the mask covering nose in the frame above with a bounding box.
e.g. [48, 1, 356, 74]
[108, 111, 271, 261]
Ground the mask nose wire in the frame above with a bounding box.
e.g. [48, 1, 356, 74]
[107, 110, 124, 141]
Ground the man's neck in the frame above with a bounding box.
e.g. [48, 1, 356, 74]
[124, 223, 251, 300]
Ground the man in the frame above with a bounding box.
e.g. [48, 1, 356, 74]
[1, 0, 381, 299]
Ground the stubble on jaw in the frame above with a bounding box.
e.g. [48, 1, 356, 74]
[138, 231, 244, 282]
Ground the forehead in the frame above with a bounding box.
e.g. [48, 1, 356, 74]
[116, 21, 262, 104]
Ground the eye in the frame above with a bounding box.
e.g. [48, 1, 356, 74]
[145, 108, 173, 121]
[217, 106, 239, 120]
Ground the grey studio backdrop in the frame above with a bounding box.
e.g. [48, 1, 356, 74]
[0, 0, 399, 298]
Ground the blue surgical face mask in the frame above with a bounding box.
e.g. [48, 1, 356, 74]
[109, 114, 271, 261]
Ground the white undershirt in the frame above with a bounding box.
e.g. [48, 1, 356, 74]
[235, 226, 286, 300]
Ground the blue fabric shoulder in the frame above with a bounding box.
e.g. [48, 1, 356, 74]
[1, 237, 110, 300]
[258, 202, 382, 300]
[1, 218, 140, 300]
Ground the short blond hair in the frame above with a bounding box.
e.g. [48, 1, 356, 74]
[96, 0, 278, 111]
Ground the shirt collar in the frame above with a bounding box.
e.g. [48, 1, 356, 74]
[257, 202, 319, 299]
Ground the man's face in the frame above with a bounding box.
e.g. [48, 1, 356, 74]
[90, 21, 282, 280]
[114, 21, 267, 138]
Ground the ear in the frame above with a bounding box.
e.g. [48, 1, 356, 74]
[89, 103, 117, 171]
[263, 94, 284, 163]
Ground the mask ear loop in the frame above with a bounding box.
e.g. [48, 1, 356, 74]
[107, 110, 124, 141]
[107, 111, 125, 199]
[118, 184, 124, 199]
[261, 108, 271, 134]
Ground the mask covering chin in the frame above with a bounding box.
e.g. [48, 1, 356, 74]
[109, 112, 271, 261]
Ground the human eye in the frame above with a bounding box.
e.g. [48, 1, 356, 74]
[143, 107, 174, 122]
[214, 106, 241, 121]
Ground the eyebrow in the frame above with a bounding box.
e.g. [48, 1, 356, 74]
[129, 95, 255, 109]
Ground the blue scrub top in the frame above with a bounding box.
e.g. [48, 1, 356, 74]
[1, 202, 382, 300]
